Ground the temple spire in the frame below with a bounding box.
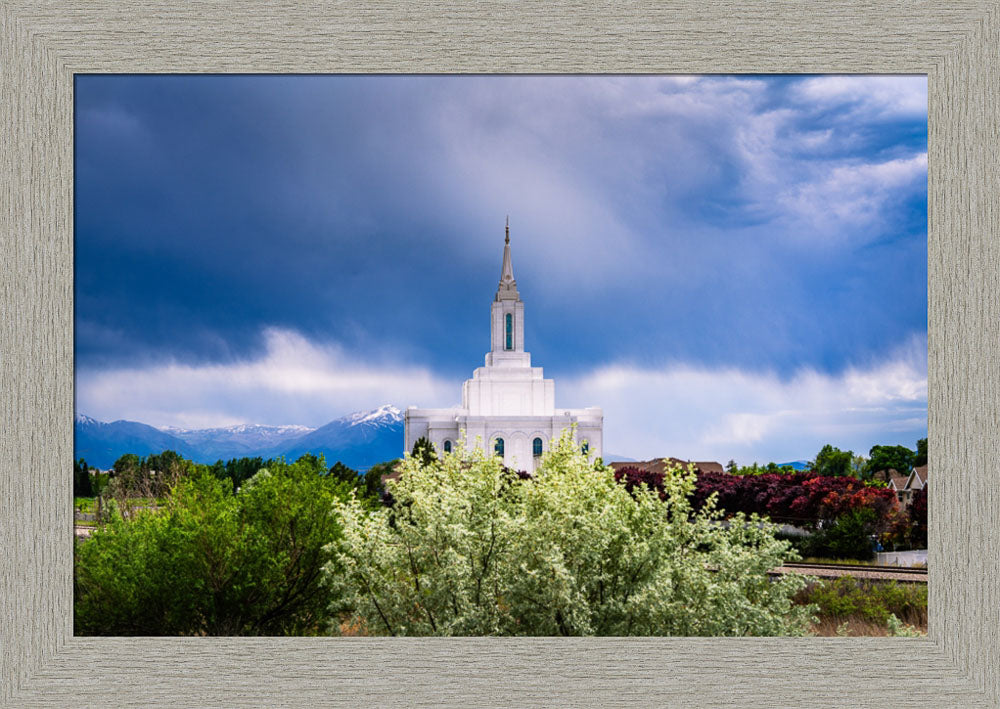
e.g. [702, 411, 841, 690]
[496, 217, 519, 301]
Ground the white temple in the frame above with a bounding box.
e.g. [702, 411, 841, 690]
[404, 219, 603, 473]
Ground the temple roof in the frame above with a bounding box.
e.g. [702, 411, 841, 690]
[496, 216, 520, 301]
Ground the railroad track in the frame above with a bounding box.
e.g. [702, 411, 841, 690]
[773, 562, 927, 583]
[783, 562, 927, 575]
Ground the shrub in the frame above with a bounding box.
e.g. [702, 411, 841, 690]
[907, 486, 928, 548]
[815, 508, 878, 560]
[75, 455, 352, 635]
[690, 471, 897, 530]
[797, 576, 927, 626]
[327, 431, 815, 637]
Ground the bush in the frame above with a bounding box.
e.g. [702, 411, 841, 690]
[690, 471, 897, 530]
[814, 508, 878, 560]
[74, 458, 93, 497]
[327, 431, 814, 637]
[75, 454, 352, 635]
[797, 576, 927, 627]
[778, 508, 879, 561]
[907, 486, 928, 548]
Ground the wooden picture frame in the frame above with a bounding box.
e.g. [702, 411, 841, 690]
[2, 2, 997, 706]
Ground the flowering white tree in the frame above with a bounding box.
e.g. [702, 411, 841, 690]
[325, 431, 815, 636]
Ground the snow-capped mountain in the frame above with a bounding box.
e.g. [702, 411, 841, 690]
[75, 416, 195, 467]
[74, 405, 405, 471]
[162, 422, 316, 460]
[274, 406, 403, 470]
[345, 404, 402, 428]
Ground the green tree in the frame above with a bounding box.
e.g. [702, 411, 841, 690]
[808, 508, 878, 561]
[75, 454, 351, 635]
[914, 438, 927, 468]
[326, 432, 814, 637]
[410, 436, 437, 467]
[864, 445, 916, 481]
[111, 453, 140, 474]
[74, 457, 93, 498]
[211, 456, 269, 492]
[328, 461, 358, 485]
[813, 445, 855, 478]
[362, 459, 400, 501]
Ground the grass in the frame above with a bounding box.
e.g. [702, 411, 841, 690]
[810, 615, 926, 637]
[794, 576, 927, 636]
[74, 496, 97, 513]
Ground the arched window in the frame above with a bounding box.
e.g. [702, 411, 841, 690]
[505, 313, 513, 350]
[581, 440, 590, 455]
[533, 437, 543, 457]
[443, 440, 452, 453]
[494, 437, 505, 457]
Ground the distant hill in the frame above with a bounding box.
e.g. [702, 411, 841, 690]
[602, 453, 636, 463]
[267, 405, 404, 471]
[74, 405, 405, 471]
[777, 460, 811, 471]
[75, 414, 197, 466]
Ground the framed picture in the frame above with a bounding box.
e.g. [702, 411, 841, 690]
[2, 3, 997, 707]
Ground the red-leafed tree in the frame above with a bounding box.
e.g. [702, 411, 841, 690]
[907, 485, 928, 548]
[616, 465, 898, 531]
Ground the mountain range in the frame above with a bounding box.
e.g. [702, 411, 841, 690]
[75, 404, 650, 472]
[74, 404, 405, 471]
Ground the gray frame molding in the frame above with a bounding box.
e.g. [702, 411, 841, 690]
[1, 2, 997, 706]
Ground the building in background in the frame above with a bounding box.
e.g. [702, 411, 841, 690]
[405, 220, 602, 473]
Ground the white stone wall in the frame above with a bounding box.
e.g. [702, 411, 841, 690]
[462, 364, 555, 417]
[406, 406, 603, 474]
[491, 299, 524, 354]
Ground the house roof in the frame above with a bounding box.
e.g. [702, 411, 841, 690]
[907, 464, 928, 489]
[888, 470, 910, 491]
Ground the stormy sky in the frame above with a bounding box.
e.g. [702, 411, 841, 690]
[75, 74, 928, 464]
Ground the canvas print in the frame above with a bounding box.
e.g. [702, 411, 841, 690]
[73, 75, 928, 637]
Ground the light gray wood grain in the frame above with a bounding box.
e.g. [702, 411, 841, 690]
[1, 2, 997, 706]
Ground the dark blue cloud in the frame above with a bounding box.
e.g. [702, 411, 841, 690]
[75, 74, 927, 387]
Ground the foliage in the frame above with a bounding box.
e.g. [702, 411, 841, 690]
[877, 506, 915, 552]
[813, 444, 855, 478]
[326, 432, 814, 637]
[687, 470, 897, 530]
[90, 470, 111, 497]
[75, 454, 351, 636]
[907, 486, 928, 548]
[724, 461, 797, 477]
[364, 459, 402, 503]
[106, 450, 192, 518]
[410, 436, 437, 467]
[807, 508, 878, 561]
[329, 461, 359, 484]
[887, 613, 925, 637]
[796, 576, 927, 627]
[865, 444, 915, 481]
[914, 438, 927, 468]
[208, 456, 274, 492]
[74, 457, 93, 498]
